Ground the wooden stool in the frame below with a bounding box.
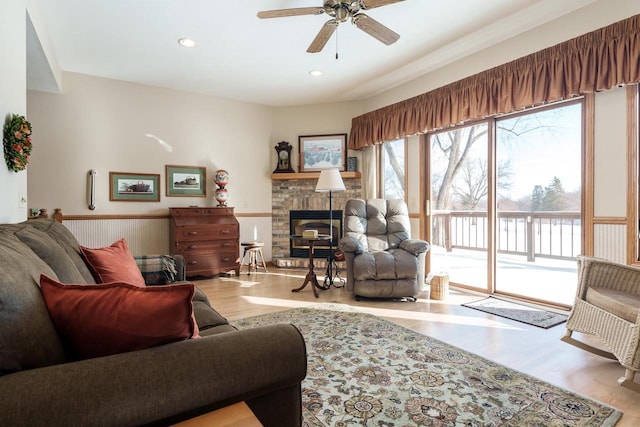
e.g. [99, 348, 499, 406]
[429, 273, 449, 300]
[241, 242, 267, 275]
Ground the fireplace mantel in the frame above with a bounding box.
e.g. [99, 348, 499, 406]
[272, 171, 360, 180]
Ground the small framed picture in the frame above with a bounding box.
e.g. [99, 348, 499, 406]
[299, 134, 347, 172]
[109, 172, 160, 202]
[165, 165, 206, 197]
[346, 157, 357, 171]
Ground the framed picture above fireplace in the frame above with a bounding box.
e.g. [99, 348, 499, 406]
[299, 134, 347, 172]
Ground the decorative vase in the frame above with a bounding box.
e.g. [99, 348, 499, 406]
[214, 169, 229, 188]
[213, 169, 229, 207]
[215, 188, 229, 207]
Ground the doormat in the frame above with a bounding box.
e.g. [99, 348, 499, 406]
[462, 296, 568, 328]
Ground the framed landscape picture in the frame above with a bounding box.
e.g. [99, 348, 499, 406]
[109, 172, 160, 202]
[166, 165, 206, 197]
[299, 134, 347, 172]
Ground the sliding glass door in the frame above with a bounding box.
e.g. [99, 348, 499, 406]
[429, 123, 489, 292]
[426, 101, 582, 304]
[495, 102, 582, 305]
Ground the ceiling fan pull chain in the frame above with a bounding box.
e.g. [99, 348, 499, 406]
[335, 26, 339, 60]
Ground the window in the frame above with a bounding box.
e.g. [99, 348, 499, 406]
[380, 138, 406, 200]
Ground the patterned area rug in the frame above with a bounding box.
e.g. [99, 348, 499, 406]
[232, 305, 621, 426]
[462, 297, 569, 329]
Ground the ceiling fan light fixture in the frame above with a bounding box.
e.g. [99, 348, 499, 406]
[177, 38, 197, 48]
[257, 0, 404, 53]
[335, 7, 349, 22]
[309, 70, 323, 76]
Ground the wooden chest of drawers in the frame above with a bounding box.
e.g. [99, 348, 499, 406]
[169, 207, 240, 278]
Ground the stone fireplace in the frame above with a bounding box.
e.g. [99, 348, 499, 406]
[272, 172, 362, 268]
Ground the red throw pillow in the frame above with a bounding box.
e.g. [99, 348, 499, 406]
[80, 238, 146, 286]
[40, 275, 200, 359]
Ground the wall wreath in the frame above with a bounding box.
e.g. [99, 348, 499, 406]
[3, 114, 32, 172]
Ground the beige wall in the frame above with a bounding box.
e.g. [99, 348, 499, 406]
[594, 87, 627, 217]
[27, 72, 274, 215]
[0, 0, 28, 223]
[27, 76, 364, 215]
[271, 102, 362, 173]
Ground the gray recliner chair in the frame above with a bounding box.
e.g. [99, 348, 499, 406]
[338, 199, 430, 301]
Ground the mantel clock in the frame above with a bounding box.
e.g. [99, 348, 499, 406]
[273, 141, 295, 173]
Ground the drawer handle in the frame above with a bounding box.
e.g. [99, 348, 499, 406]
[187, 231, 198, 236]
[221, 257, 230, 262]
[188, 245, 198, 250]
[221, 230, 231, 234]
[222, 242, 232, 247]
[188, 260, 198, 265]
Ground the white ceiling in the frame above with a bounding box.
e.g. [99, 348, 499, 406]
[27, 0, 596, 107]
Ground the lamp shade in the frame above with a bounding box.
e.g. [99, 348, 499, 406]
[315, 169, 346, 192]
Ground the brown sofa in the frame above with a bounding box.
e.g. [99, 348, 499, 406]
[0, 219, 307, 426]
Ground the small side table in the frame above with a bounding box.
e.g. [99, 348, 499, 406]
[290, 234, 331, 298]
[171, 401, 261, 427]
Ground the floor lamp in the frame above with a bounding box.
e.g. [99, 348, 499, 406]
[315, 168, 345, 287]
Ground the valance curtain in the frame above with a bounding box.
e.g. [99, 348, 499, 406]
[349, 14, 640, 150]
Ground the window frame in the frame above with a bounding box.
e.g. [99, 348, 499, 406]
[627, 84, 640, 265]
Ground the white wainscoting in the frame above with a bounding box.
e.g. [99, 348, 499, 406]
[64, 218, 171, 256]
[593, 223, 626, 264]
[64, 216, 274, 261]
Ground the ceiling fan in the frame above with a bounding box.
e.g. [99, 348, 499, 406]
[257, 0, 404, 54]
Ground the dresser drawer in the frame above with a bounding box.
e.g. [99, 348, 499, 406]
[175, 224, 238, 241]
[174, 239, 238, 254]
[183, 252, 239, 276]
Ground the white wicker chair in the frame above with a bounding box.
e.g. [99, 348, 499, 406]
[562, 255, 640, 392]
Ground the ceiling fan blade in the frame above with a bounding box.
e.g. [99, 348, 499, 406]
[360, 0, 405, 10]
[307, 20, 339, 53]
[352, 14, 400, 45]
[257, 7, 324, 19]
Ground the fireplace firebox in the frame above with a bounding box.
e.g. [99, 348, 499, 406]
[290, 210, 342, 258]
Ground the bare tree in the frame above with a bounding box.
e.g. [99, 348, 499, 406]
[452, 159, 513, 209]
[432, 125, 485, 210]
[383, 141, 405, 198]
[431, 113, 562, 211]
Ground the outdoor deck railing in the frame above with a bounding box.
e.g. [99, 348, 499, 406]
[432, 210, 581, 261]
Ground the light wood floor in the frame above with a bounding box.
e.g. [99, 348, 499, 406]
[195, 268, 640, 426]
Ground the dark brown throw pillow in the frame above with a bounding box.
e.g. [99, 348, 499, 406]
[40, 275, 200, 359]
[80, 238, 146, 286]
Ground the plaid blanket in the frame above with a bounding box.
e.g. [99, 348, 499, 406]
[134, 255, 178, 285]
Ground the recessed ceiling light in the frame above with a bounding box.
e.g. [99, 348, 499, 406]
[178, 38, 197, 48]
[309, 70, 323, 77]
